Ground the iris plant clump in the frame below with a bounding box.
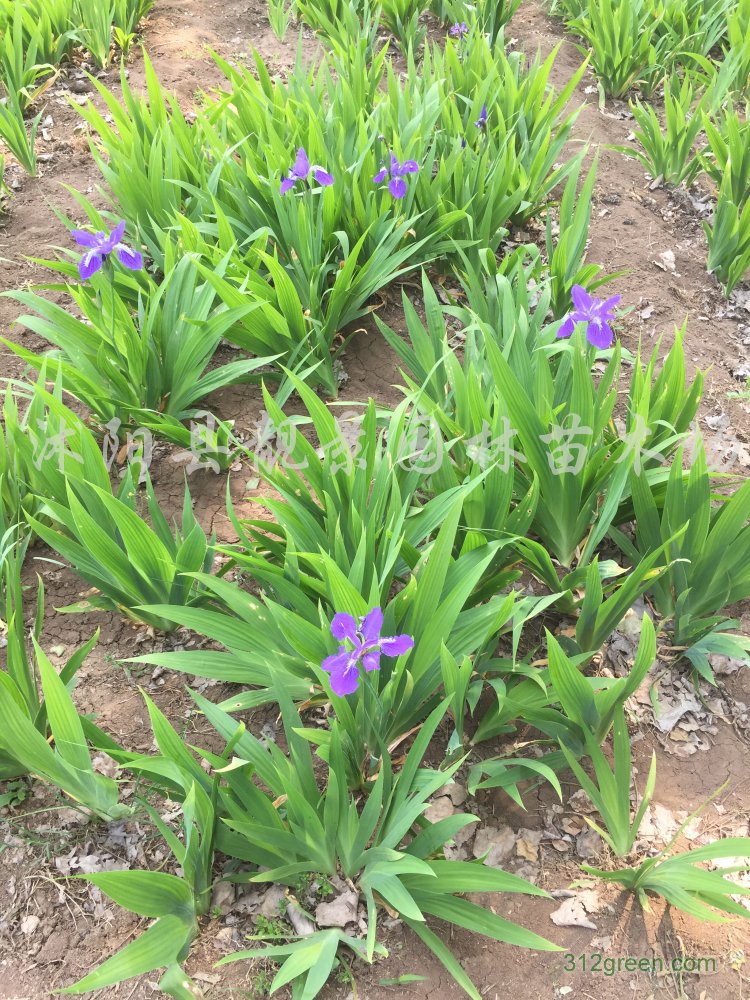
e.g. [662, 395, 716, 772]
[71, 221, 143, 281]
[321, 607, 414, 696]
[557, 284, 621, 349]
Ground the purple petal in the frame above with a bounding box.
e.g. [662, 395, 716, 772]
[330, 666, 360, 697]
[599, 293, 621, 316]
[71, 229, 101, 248]
[280, 175, 296, 195]
[292, 147, 310, 180]
[571, 284, 592, 312]
[373, 168, 388, 184]
[378, 633, 415, 656]
[321, 647, 350, 674]
[362, 650, 381, 673]
[400, 160, 419, 174]
[321, 648, 361, 695]
[312, 168, 334, 187]
[331, 613, 358, 643]
[115, 244, 143, 270]
[103, 220, 127, 253]
[321, 648, 360, 697]
[556, 315, 576, 339]
[78, 252, 103, 281]
[586, 320, 614, 350]
[360, 607, 383, 646]
[389, 177, 408, 199]
[390, 151, 400, 173]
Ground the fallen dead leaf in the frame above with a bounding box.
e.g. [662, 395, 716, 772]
[286, 898, 316, 937]
[654, 249, 679, 275]
[550, 897, 597, 930]
[473, 824, 516, 866]
[193, 973, 221, 985]
[576, 827, 604, 860]
[550, 839, 571, 852]
[424, 795, 456, 824]
[20, 915, 40, 936]
[315, 889, 359, 929]
[561, 815, 586, 836]
[516, 836, 540, 862]
[652, 686, 701, 733]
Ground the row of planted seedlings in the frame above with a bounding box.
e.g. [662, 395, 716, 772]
[0, 0, 154, 185]
[2, 21, 750, 1000]
[545, 0, 750, 295]
[0, 0, 529, 191]
[287, 0, 520, 58]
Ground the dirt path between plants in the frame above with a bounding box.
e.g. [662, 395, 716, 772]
[1, 1, 750, 998]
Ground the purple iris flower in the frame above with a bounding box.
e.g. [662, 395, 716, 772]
[475, 104, 488, 130]
[556, 284, 621, 349]
[280, 147, 334, 195]
[449, 22, 468, 37]
[373, 152, 419, 200]
[321, 607, 414, 697]
[71, 221, 143, 281]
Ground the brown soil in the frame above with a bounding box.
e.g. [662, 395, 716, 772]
[1, 0, 750, 999]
